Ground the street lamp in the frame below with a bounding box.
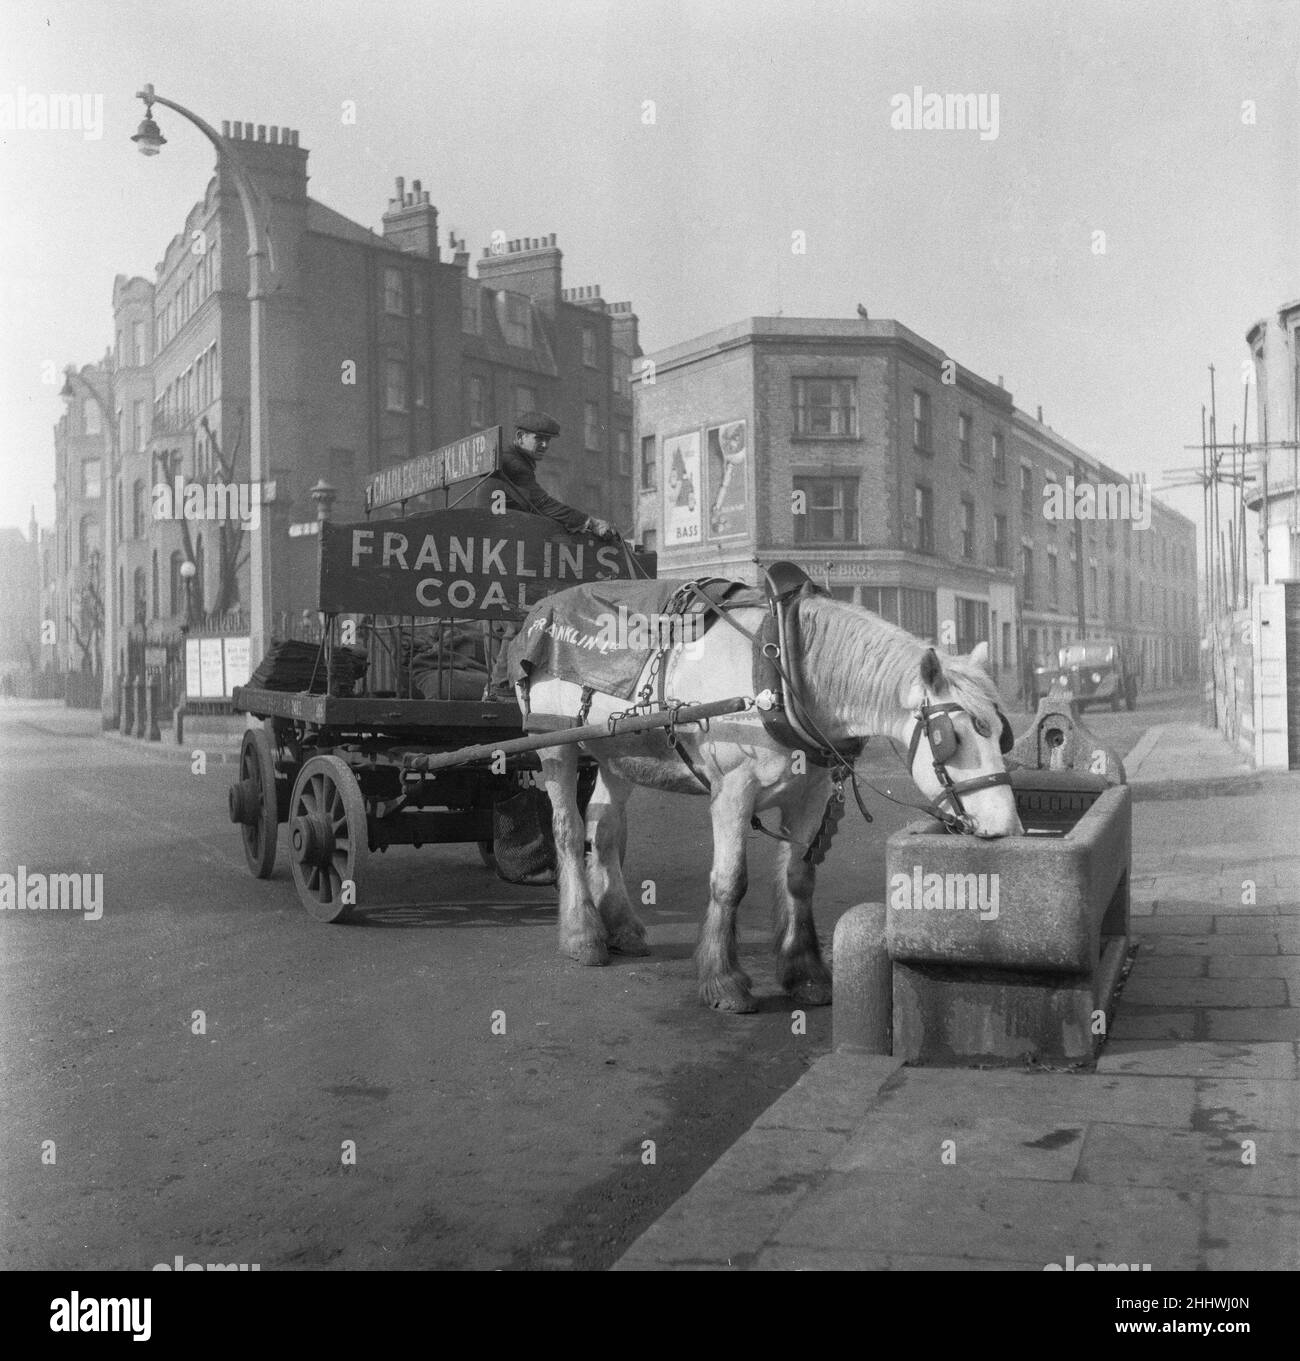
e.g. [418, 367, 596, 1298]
[179, 559, 197, 628]
[61, 364, 119, 729]
[132, 83, 274, 667]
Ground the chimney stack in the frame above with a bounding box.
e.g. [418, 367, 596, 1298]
[383, 174, 439, 257]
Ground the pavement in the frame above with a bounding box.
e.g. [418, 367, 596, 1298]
[615, 720, 1300, 1271]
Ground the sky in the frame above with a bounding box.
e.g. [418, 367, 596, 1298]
[1, 0, 1296, 537]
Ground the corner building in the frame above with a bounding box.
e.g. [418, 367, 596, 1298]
[635, 317, 1197, 704]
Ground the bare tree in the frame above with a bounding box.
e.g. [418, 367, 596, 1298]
[200, 414, 250, 616]
[66, 550, 103, 676]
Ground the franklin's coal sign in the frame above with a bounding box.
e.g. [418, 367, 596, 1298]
[363, 426, 502, 511]
[318, 508, 633, 620]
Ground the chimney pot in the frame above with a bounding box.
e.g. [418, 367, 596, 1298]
[270, 126, 278, 143]
[222, 120, 231, 137]
[257, 124, 266, 141]
[396, 176, 405, 201]
[412, 179, 421, 195]
[1037, 405, 1043, 422]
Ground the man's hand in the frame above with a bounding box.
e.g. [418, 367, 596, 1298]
[586, 517, 619, 541]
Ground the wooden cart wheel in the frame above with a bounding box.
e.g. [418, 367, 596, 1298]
[228, 727, 280, 879]
[476, 840, 497, 870]
[287, 755, 369, 923]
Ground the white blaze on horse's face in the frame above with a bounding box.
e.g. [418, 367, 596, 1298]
[907, 646, 1023, 839]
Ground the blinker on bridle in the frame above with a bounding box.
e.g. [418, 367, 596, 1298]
[906, 699, 1013, 834]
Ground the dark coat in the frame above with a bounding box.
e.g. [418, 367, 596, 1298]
[472, 442, 592, 536]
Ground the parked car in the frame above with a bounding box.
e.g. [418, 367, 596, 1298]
[1029, 651, 1063, 706]
[1056, 638, 1139, 712]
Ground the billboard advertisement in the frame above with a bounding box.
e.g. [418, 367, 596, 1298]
[705, 420, 748, 539]
[662, 431, 703, 547]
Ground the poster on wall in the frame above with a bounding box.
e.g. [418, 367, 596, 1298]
[662, 431, 703, 546]
[705, 420, 748, 539]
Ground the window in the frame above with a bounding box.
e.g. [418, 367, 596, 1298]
[584, 401, 601, 450]
[385, 360, 408, 412]
[958, 412, 972, 466]
[956, 597, 989, 654]
[414, 369, 427, 408]
[502, 293, 532, 348]
[133, 321, 147, 367]
[412, 277, 424, 316]
[993, 512, 1007, 567]
[640, 435, 656, 490]
[133, 400, 147, 452]
[82, 460, 102, 499]
[1020, 465, 1033, 514]
[1022, 546, 1034, 607]
[132, 567, 147, 625]
[152, 550, 159, 619]
[1125, 573, 1132, 620]
[992, 430, 1006, 483]
[384, 268, 405, 315]
[467, 375, 487, 428]
[132, 480, 145, 539]
[78, 515, 96, 563]
[462, 279, 481, 334]
[794, 476, 859, 543]
[861, 586, 900, 624]
[616, 429, 631, 475]
[1138, 580, 1145, 618]
[793, 377, 857, 437]
[514, 386, 537, 418]
[1048, 551, 1058, 605]
[582, 326, 597, 367]
[914, 483, 934, 552]
[960, 499, 975, 559]
[1090, 565, 1098, 610]
[83, 402, 101, 436]
[913, 389, 932, 453]
[900, 587, 937, 639]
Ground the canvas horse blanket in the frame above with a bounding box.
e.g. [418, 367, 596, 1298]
[505, 577, 763, 700]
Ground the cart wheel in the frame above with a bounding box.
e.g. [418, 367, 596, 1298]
[287, 755, 369, 923]
[228, 727, 279, 879]
[477, 840, 497, 870]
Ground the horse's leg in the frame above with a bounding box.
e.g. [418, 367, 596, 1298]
[696, 774, 756, 1013]
[772, 781, 835, 1006]
[539, 745, 608, 966]
[585, 764, 649, 955]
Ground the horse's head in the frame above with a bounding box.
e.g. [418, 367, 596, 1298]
[904, 642, 1023, 839]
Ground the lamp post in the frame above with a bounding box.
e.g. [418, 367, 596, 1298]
[179, 558, 197, 626]
[132, 83, 274, 667]
[61, 364, 119, 728]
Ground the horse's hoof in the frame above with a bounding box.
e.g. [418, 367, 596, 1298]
[607, 929, 651, 956]
[790, 980, 833, 1007]
[562, 938, 609, 967]
[700, 977, 757, 1013]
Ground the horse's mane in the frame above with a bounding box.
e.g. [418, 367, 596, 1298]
[796, 595, 1004, 736]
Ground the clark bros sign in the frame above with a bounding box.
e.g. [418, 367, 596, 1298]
[318, 509, 632, 620]
[365, 426, 502, 512]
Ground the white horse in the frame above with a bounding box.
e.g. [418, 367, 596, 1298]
[519, 587, 1022, 1013]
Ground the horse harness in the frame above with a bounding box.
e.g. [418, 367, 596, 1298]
[625, 563, 1016, 846]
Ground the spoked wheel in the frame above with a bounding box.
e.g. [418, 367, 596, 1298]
[228, 727, 280, 879]
[287, 755, 369, 922]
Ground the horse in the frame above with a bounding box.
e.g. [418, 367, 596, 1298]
[514, 583, 1023, 1013]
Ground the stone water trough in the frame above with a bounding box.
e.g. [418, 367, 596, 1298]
[834, 702, 1132, 1066]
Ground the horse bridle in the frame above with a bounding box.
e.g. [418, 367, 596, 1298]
[906, 699, 1014, 834]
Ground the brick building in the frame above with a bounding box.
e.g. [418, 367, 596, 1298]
[53, 122, 638, 715]
[634, 316, 1198, 702]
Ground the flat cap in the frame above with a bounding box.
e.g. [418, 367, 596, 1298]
[515, 410, 561, 436]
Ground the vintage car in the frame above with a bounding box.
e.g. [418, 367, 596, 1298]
[1056, 638, 1139, 712]
[1029, 651, 1063, 707]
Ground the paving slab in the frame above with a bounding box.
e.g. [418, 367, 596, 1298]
[1130, 916, 1213, 935]
[1208, 956, 1299, 979]
[1097, 1041, 1299, 1080]
[1110, 1011, 1197, 1040]
[1120, 977, 1288, 1009]
[1126, 955, 1207, 978]
[1150, 934, 1280, 956]
[1206, 1010, 1300, 1042]
[771, 1173, 1201, 1270]
[1075, 1123, 1299, 1198]
[1202, 1194, 1300, 1270]
[871, 1068, 1196, 1128]
[1195, 1078, 1300, 1133]
[752, 1246, 1046, 1270]
[828, 1113, 1085, 1182]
